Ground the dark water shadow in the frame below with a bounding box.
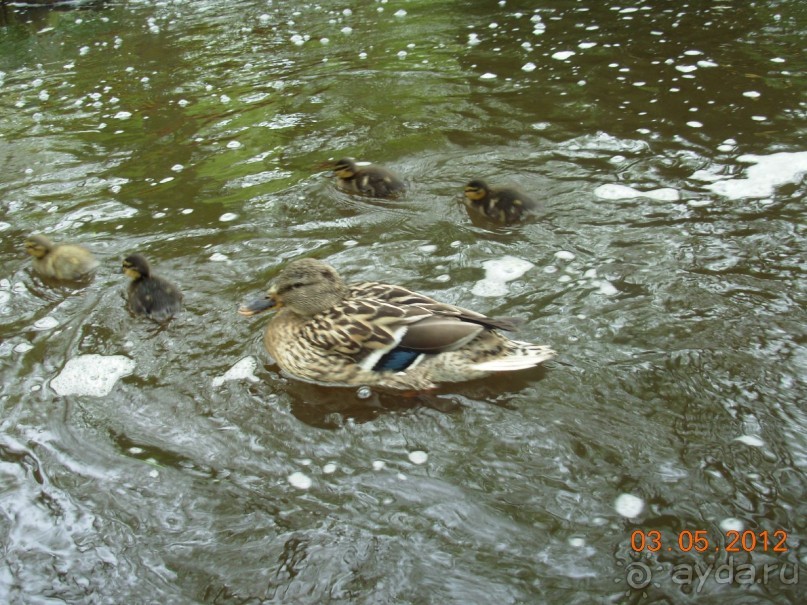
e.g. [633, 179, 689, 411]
[276, 363, 554, 429]
[0, 1, 108, 27]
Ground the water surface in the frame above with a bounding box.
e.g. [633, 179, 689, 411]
[1, 1, 805, 603]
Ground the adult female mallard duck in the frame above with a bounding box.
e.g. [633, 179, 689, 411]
[239, 258, 554, 391]
[24, 234, 99, 281]
[462, 179, 539, 224]
[122, 254, 182, 322]
[332, 157, 406, 199]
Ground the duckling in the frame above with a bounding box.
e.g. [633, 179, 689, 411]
[332, 157, 406, 199]
[462, 179, 538, 224]
[24, 234, 99, 281]
[122, 254, 182, 322]
[239, 258, 554, 391]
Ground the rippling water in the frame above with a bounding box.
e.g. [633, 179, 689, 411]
[1, 1, 805, 603]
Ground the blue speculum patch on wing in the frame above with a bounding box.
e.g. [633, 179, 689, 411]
[372, 348, 421, 372]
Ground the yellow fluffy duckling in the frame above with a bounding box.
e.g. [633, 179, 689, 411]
[122, 254, 183, 322]
[462, 179, 539, 224]
[332, 157, 406, 199]
[24, 234, 99, 281]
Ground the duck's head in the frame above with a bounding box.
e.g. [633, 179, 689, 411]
[332, 157, 358, 179]
[122, 254, 151, 280]
[239, 258, 350, 318]
[24, 234, 54, 259]
[463, 180, 491, 203]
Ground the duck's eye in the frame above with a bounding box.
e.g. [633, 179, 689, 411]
[278, 281, 306, 294]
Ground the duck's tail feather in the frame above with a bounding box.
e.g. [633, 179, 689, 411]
[470, 342, 555, 372]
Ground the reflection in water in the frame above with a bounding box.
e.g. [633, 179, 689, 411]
[0, 0, 805, 603]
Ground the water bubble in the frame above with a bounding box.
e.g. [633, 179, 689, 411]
[408, 451, 428, 465]
[287, 472, 312, 490]
[357, 386, 372, 399]
[615, 493, 644, 518]
[719, 518, 744, 532]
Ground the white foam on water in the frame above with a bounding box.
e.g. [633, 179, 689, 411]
[703, 151, 807, 200]
[372, 460, 386, 471]
[552, 50, 575, 60]
[615, 493, 644, 518]
[209, 253, 229, 262]
[472, 256, 534, 298]
[719, 518, 744, 533]
[594, 184, 679, 201]
[734, 435, 765, 447]
[287, 472, 312, 490]
[408, 451, 428, 465]
[594, 280, 619, 296]
[522, 62, 537, 72]
[322, 463, 337, 474]
[219, 213, 238, 222]
[113, 111, 132, 119]
[480, 72, 497, 80]
[51, 354, 135, 397]
[555, 250, 576, 261]
[212, 357, 259, 387]
[33, 316, 59, 331]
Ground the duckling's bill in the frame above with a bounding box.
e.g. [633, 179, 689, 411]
[238, 294, 280, 316]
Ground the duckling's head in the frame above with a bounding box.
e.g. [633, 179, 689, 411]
[239, 258, 350, 318]
[333, 157, 358, 179]
[463, 180, 491, 203]
[122, 254, 151, 280]
[24, 234, 54, 259]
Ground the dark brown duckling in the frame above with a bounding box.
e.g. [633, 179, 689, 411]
[462, 179, 539, 224]
[24, 234, 99, 281]
[122, 254, 182, 322]
[332, 157, 406, 199]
